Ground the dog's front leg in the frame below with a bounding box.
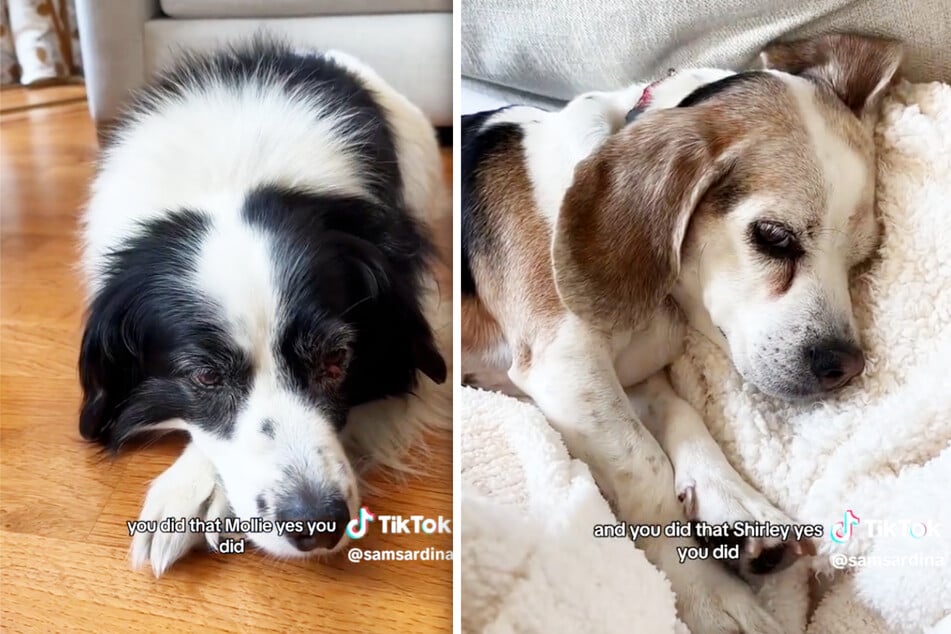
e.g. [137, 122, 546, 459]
[628, 372, 816, 577]
[509, 318, 781, 634]
[131, 442, 230, 576]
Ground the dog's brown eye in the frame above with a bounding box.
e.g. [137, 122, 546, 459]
[193, 368, 221, 387]
[313, 349, 348, 388]
[751, 221, 802, 259]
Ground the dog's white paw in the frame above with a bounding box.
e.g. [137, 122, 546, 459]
[678, 471, 815, 575]
[654, 536, 783, 634]
[130, 445, 228, 577]
[201, 484, 232, 553]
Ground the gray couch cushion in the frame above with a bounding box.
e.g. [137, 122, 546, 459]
[161, 0, 451, 18]
[462, 0, 951, 105]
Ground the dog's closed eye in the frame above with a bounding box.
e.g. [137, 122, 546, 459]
[750, 220, 803, 259]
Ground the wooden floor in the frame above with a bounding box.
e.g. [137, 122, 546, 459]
[0, 87, 453, 632]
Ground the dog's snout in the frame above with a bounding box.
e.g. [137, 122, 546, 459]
[807, 341, 865, 391]
[277, 491, 350, 552]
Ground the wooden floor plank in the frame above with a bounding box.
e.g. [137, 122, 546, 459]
[0, 84, 87, 114]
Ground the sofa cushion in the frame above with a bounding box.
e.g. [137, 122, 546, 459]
[462, 0, 951, 104]
[161, 0, 451, 19]
[142, 14, 452, 125]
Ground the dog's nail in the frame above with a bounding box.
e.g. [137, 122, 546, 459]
[151, 560, 168, 578]
[745, 539, 764, 559]
[678, 484, 697, 517]
[795, 538, 817, 557]
[206, 532, 220, 551]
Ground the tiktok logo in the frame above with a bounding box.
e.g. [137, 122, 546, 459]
[830, 509, 861, 543]
[346, 506, 376, 540]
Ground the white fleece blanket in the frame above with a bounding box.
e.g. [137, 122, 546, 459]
[461, 80, 951, 634]
[460, 386, 687, 633]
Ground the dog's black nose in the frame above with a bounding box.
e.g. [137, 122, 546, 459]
[808, 341, 865, 391]
[277, 493, 350, 552]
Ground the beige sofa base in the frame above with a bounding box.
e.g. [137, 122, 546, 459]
[144, 14, 451, 126]
[77, 1, 451, 128]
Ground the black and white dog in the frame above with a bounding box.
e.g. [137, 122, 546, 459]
[78, 40, 449, 575]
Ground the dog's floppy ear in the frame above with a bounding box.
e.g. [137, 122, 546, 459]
[552, 108, 736, 330]
[78, 288, 145, 450]
[759, 33, 902, 117]
[332, 231, 447, 399]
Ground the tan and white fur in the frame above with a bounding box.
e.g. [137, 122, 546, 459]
[462, 34, 901, 633]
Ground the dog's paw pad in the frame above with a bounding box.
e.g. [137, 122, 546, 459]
[742, 534, 816, 575]
[745, 540, 787, 574]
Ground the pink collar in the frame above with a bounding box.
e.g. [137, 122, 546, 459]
[635, 77, 664, 110]
[626, 69, 676, 123]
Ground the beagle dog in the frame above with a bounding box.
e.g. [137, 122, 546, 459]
[461, 34, 901, 633]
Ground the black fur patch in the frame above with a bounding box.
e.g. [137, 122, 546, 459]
[242, 185, 447, 416]
[677, 71, 769, 108]
[78, 210, 253, 448]
[461, 108, 523, 297]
